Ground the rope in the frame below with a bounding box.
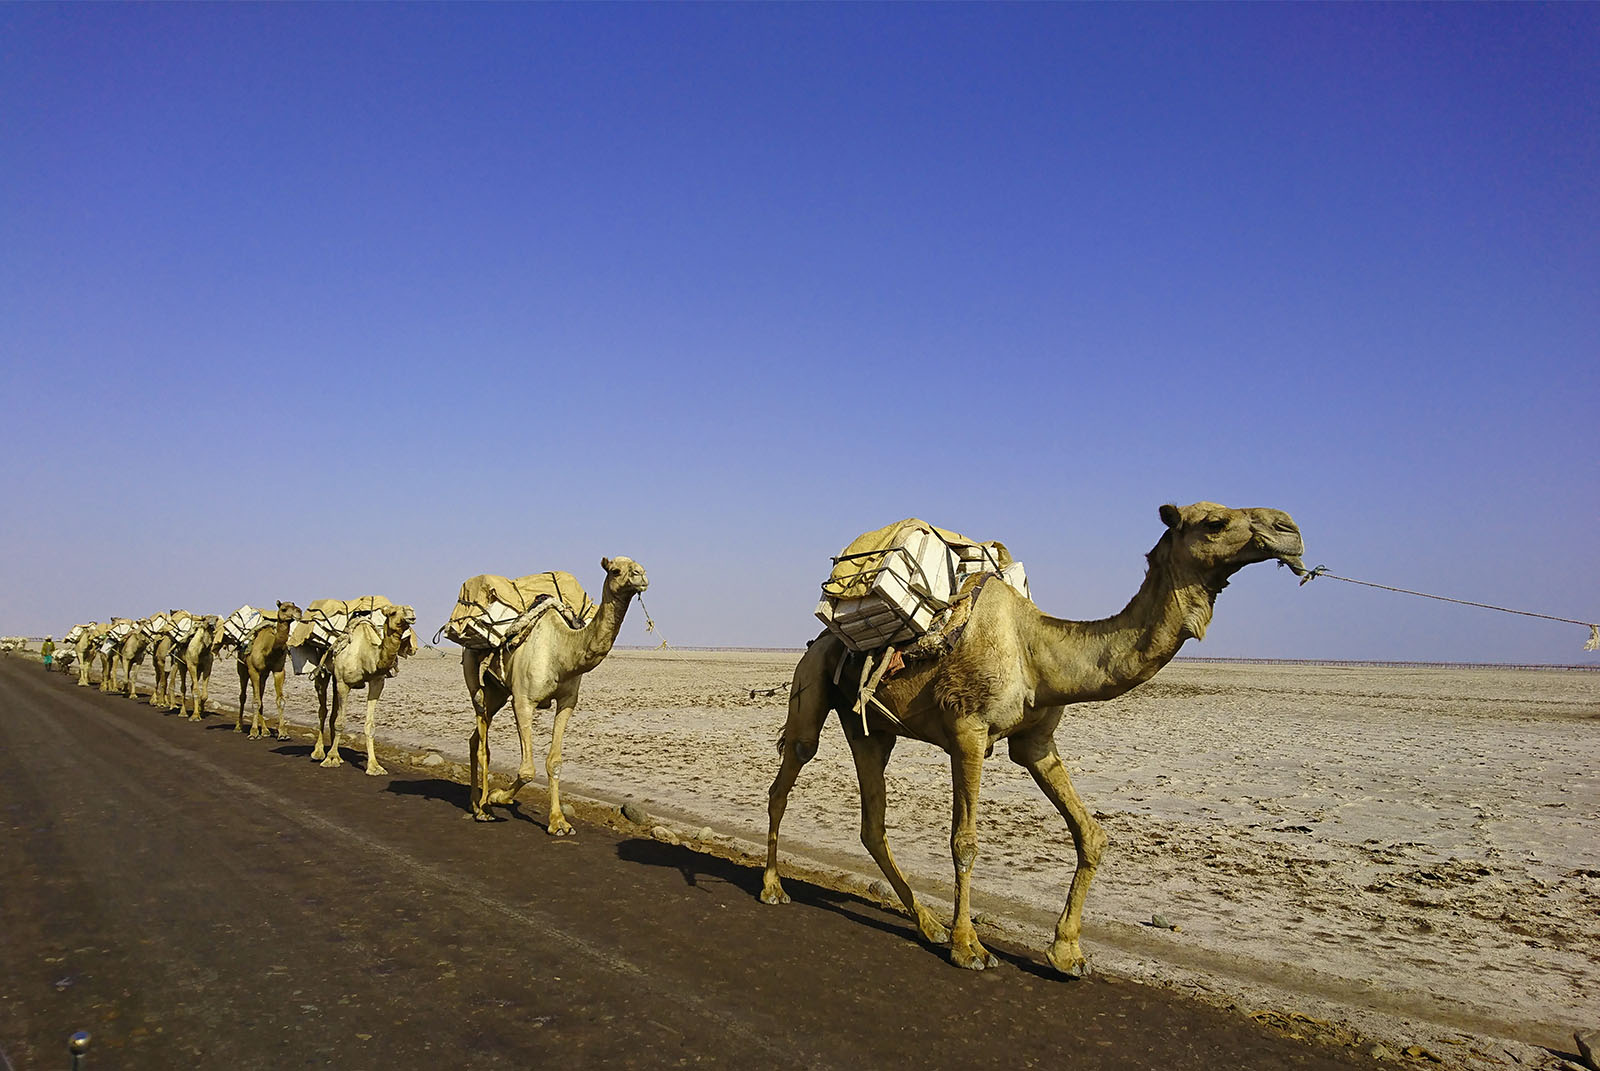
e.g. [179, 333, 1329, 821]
[634, 596, 794, 698]
[1293, 565, 1600, 650]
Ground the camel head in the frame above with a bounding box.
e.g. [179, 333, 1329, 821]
[274, 600, 303, 622]
[1156, 502, 1304, 588]
[379, 604, 415, 636]
[390, 605, 419, 656]
[600, 556, 650, 599]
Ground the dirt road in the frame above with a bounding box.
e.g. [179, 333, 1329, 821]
[0, 658, 1375, 1069]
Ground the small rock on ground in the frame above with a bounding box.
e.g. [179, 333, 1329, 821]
[649, 825, 679, 846]
[420, 752, 445, 767]
[560, 802, 575, 820]
[620, 803, 648, 825]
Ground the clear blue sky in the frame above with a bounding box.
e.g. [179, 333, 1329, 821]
[3, 4, 1596, 663]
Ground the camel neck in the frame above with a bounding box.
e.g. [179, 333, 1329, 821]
[575, 589, 631, 668]
[1030, 539, 1220, 704]
[376, 623, 404, 670]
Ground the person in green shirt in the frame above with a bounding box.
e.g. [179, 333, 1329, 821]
[40, 636, 55, 668]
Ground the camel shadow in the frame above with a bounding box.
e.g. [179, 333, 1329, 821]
[614, 839, 945, 947]
[382, 778, 561, 832]
[615, 837, 768, 896]
[614, 838, 1053, 977]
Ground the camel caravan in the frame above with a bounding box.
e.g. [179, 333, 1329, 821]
[46, 501, 1304, 980]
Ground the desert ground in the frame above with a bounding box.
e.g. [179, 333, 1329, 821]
[60, 644, 1600, 1067]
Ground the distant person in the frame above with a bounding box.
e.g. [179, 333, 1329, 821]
[41, 636, 55, 669]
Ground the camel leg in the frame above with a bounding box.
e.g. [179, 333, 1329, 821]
[486, 687, 544, 809]
[310, 672, 331, 760]
[235, 661, 249, 732]
[250, 664, 267, 737]
[468, 712, 494, 820]
[542, 697, 577, 836]
[272, 669, 288, 739]
[468, 670, 509, 821]
[362, 677, 387, 776]
[761, 655, 832, 906]
[1012, 733, 1106, 978]
[947, 719, 998, 970]
[193, 665, 211, 720]
[321, 680, 348, 768]
[846, 730, 950, 945]
[464, 653, 486, 819]
[249, 665, 269, 739]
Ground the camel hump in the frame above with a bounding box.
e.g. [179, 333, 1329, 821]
[443, 571, 595, 650]
[817, 519, 1030, 652]
[220, 605, 265, 647]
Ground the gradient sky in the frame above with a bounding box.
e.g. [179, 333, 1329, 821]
[3, 4, 1596, 663]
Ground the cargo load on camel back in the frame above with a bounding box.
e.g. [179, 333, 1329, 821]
[218, 605, 265, 650]
[816, 518, 1032, 653]
[99, 618, 137, 655]
[440, 572, 598, 652]
[288, 596, 417, 676]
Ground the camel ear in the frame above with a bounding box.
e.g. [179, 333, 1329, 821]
[600, 557, 613, 573]
[1160, 503, 1183, 529]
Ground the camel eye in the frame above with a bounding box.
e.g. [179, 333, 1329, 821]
[1204, 518, 1229, 532]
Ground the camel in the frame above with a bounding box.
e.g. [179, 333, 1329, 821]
[463, 557, 649, 832]
[290, 598, 401, 749]
[311, 604, 416, 775]
[96, 619, 132, 691]
[170, 613, 222, 719]
[112, 618, 156, 699]
[760, 502, 1304, 976]
[148, 613, 181, 707]
[71, 623, 103, 687]
[235, 601, 303, 739]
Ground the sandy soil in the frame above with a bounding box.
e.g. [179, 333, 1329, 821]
[102, 646, 1598, 1067]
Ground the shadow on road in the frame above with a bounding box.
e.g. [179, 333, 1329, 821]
[385, 776, 478, 814]
[614, 835, 1057, 977]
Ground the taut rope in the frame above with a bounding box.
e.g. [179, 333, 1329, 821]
[1292, 564, 1600, 651]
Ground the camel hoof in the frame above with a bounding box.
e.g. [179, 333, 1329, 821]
[759, 882, 790, 906]
[319, 756, 342, 769]
[951, 941, 1000, 971]
[276, 733, 291, 741]
[916, 911, 952, 946]
[546, 821, 576, 837]
[471, 812, 497, 823]
[1046, 941, 1091, 979]
[365, 763, 387, 777]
